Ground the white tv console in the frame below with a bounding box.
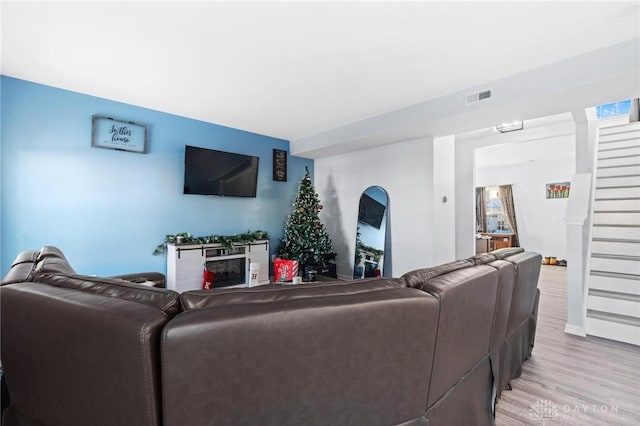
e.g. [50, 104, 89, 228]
[166, 240, 270, 293]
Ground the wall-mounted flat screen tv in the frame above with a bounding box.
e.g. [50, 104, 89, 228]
[183, 145, 259, 197]
[358, 193, 386, 229]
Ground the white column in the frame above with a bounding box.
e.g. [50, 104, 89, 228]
[564, 107, 597, 336]
[565, 206, 589, 336]
[432, 135, 456, 264]
[565, 107, 598, 336]
[454, 138, 476, 259]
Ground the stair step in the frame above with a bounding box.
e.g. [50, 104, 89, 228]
[594, 198, 640, 211]
[585, 313, 640, 346]
[587, 309, 640, 327]
[595, 175, 640, 187]
[587, 291, 640, 318]
[589, 272, 640, 295]
[599, 137, 640, 149]
[590, 255, 640, 275]
[597, 164, 640, 177]
[592, 253, 640, 261]
[592, 211, 640, 225]
[587, 123, 640, 346]
[592, 224, 640, 239]
[597, 155, 640, 168]
[598, 146, 640, 159]
[592, 237, 640, 243]
[595, 186, 640, 199]
[597, 173, 640, 179]
[589, 288, 640, 302]
[599, 122, 640, 136]
[591, 239, 640, 255]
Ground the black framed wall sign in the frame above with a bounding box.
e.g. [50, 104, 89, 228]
[91, 115, 148, 153]
[273, 149, 287, 182]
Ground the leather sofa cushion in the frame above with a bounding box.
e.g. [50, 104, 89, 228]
[29, 246, 76, 279]
[401, 259, 474, 289]
[180, 278, 407, 310]
[34, 273, 181, 317]
[485, 260, 516, 349]
[12, 249, 40, 266]
[162, 288, 439, 426]
[2, 247, 71, 285]
[501, 251, 542, 336]
[36, 245, 68, 261]
[1, 250, 39, 285]
[491, 247, 525, 259]
[416, 265, 498, 408]
[468, 253, 498, 265]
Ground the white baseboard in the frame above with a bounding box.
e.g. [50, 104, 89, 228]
[564, 323, 586, 337]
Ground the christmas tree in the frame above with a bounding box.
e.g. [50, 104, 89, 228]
[279, 167, 337, 266]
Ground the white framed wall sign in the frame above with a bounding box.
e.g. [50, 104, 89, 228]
[91, 115, 147, 153]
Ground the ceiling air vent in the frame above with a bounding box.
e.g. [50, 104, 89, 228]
[465, 89, 492, 105]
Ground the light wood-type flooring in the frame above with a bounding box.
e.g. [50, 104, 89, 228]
[495, 265, 640, 425]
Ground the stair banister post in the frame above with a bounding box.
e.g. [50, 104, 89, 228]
[565, 173, 592, 337]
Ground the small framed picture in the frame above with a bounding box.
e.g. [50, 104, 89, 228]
[273, 149, 287, 182]
[546, 182, 570, 199]
[91, 115, 147, 154]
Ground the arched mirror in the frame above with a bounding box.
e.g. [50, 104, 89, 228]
[354, 186, 390, 279]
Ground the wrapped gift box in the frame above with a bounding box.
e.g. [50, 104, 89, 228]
[273, 258, 299, 282]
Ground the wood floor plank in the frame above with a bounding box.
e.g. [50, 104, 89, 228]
[495, 265, 640, 425]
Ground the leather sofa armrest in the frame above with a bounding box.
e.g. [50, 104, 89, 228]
[109, 272, 166, 288]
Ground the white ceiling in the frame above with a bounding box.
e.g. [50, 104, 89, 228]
[2, 1, 639, 144]
[473, 113, 577, 169]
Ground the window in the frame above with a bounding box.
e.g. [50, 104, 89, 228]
[596, 99, 631, 120]
[484, 186, 512, 233]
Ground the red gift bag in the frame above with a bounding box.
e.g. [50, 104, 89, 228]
[273, 258, 299, 282]
[202, 268, 216, 290]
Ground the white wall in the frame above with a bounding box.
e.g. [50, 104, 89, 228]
[315, 137, 434, 279]
[455, 117, 576, 258]
[475, 157, 574, 259]
[317, 116, 577, 277]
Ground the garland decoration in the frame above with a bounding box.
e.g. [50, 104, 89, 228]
[153, 230, 269, 255]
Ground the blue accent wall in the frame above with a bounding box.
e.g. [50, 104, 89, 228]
[0, 76, 313, 276]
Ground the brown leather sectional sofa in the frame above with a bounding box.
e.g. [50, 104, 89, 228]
[0, 246, 541, 426]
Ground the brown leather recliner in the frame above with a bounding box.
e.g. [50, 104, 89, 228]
[403, 262, 499, 426]
[493, 250, 542, 392]
[469, 247, 542, 398]
[0, 246, 166, 288]
[1, 247, 181, 426]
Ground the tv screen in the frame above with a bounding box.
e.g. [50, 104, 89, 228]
[358, 193, 385, 229]
[183, 145, 259, 197]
